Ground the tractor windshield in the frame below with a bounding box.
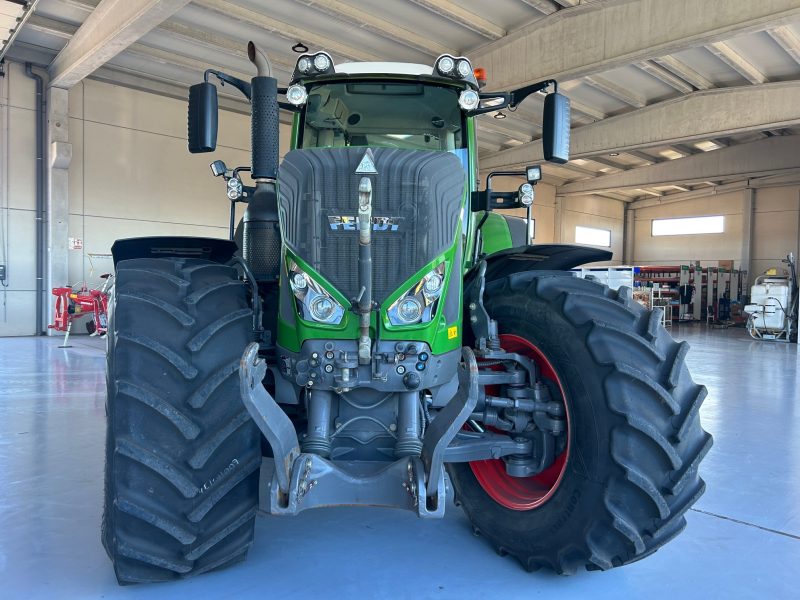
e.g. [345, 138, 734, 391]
[299, 82, 466, 155]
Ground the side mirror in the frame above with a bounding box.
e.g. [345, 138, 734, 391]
[188, 82, 218, 153]
[542, 92, 570, 164]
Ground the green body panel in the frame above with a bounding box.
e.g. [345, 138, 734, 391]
[277, 244, 463, 355]
[276, 81, 515, 357]
[475, 212, 514, 257]
[461, 119, 516, 266]
[289, 112, 300, 149]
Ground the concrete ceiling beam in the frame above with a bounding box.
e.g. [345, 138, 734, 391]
[625, 149, 662, 163]
[638, 189, 664, 197]
[565, 97, 606, 121]
[558, 136, 800, 196]
[476, 118, 534, 142]
[480, 81, 800, 170]
[469, 0, 800, 91]
[706, 41, 767, 84]
[518, 1, 560, 16]
[635, 59, 694, 94]
[584, 74, 646, 108]
[597, 191, 633, 202]
[554, 79, 607, 120]
[558, 163, 600, 177]
[406, 0, 505, 40]
[589, 155, 628, 170]
[156, 21, 296, 72]
[26, 15, 74, 40]
[28, 14, 296, 74]
[652, 55, 713, 90]
[47, 0, 191, 88]
[194, 0, 376, 63]
[666, 143, 698, 157]
[28, 14, 296, 84]
[767, 25, 800, 65]
[294, 0, 451, 57]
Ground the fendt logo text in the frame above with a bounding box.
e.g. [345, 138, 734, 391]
[328, 216, 402, 232]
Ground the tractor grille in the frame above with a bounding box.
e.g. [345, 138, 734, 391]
[278, 148, 464, 303]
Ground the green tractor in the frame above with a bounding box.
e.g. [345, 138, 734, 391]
[102, 42, 712, 584]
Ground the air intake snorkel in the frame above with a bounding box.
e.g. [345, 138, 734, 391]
[243, 41, 281, 281]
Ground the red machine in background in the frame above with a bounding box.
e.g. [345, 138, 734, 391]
[49, 273, 113, 346]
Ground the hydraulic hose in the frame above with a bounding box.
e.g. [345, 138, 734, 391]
[357, 177, 373, 365]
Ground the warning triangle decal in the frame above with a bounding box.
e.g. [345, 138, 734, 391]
[355, 148, 378, 174]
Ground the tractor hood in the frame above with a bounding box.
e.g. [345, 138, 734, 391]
[278, 147, 465, 305]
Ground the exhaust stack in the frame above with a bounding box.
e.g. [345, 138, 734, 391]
[247, 41, 272, 78]
[243, 41, 281, 282]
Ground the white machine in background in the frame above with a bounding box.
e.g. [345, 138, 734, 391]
[744, 253, 798, 342]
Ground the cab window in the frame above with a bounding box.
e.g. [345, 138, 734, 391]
[299, 82, 465, 152]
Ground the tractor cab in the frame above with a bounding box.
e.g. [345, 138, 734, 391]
[288, 56, 475, 179]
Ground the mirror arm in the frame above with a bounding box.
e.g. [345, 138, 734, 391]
[203, 71, 299, 113]
[275, 88, 301, 112]
[509, 79, 557, 109]
[485, 170, 531, 190]
[205, 69, 252, 100]
[465, 92, 510, 116]
[278, 101, 300, 113]
[466, 79, 558, 116]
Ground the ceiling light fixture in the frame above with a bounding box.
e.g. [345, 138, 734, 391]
[494, 112, 507, 119]
[609, 152, 619, 156]
[292, 42, 309, 53]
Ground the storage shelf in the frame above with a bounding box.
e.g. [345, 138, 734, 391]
[637, 277, 680, 283]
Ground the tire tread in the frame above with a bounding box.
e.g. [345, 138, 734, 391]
[102, 257, 260, 584]
[450, 274, 711, 574]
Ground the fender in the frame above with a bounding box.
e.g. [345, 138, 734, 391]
[481, 244, 613, 281]
[111, 236, 238, 267]
[462, 244, 613, 346]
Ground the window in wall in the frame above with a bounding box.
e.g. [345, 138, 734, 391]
[575, 225, 611, 247]
[651, 215, 724, 236]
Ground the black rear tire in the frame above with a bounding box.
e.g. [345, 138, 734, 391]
[448, 273, 712, 574]
[102, 257, 261, 584]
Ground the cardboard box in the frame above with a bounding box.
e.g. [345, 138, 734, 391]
[718, 260, 734, 270]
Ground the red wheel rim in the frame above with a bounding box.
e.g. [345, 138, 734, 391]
[469, 334, 570, 511]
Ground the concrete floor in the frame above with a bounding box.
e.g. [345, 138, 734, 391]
[1, 326, 799, 599]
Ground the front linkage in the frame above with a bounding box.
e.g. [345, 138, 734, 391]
[239, 260, 566, 518]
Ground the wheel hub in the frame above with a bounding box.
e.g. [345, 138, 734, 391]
[469, 334, 570, 511]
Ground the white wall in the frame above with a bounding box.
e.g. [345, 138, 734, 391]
[751, 185, 800, 279]
[0, 62, 38, 335]
[633, 190, 745, 267]
[632, 186, 800, 283]
[558, 194, 625, 265]
[0, 62, 291, 336]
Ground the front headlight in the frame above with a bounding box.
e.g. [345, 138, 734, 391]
[288, 260, 345, 325]
[387, 263, 445, 326]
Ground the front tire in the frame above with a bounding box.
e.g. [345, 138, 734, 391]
[102, 257, 261, 584]
[448, 273, 712, 573]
